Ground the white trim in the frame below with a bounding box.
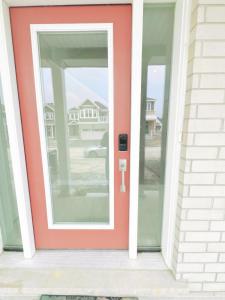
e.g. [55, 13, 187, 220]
[129, 0, 191, 264]
[129, 0, 143, 259]
[0, 0, 35, 258]
[31, 23, 114, 230]
[161, 0, 191, 268]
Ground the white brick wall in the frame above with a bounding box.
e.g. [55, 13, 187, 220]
[173, 0, 225, 293]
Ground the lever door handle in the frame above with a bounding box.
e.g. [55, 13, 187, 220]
[119, 159, 127, 193]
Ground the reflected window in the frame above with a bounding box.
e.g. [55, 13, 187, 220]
[38, 30, 112, 226]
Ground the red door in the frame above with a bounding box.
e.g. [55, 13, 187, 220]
[10, 5, 131, 249]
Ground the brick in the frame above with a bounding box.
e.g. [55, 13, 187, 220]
[180, 220, 209, 231]
[203, 283, 225, 292]
[188, 283, 202, 292]
[189, 89, 225, 104]
[186, 232, 220, 242]
[183, 273, 216, 282]
[206, 6, 225, 23]
[200, 74, 225, 88]
[213, 198, 225, 209]
[211, 221, 225, 231]
[217, 273, 225, 282]
[184, 147, 218, 159]
[192, 58, 225, 73]
[184, 119, 221, 132]
[195, 134, 225, 146]
[183, 173, 214, 185]
[198, 105, 225, 119]
[182, 197, 212, 208]
[187, 209, 224, 220]
[220, 148, 225, 159]
[183, 253, 217, 263]
[208, 243, 225, 252]
[196, 24, 225, 40]
[216, 174, 225, 184]
[171, 5, 225, 283]
[198, 0, 225, 3]
[192, 160, 225, 172]
[205, 263, 225, 272]
[219, 254, 225, 262]
[177, 263, 204, 272]
[197, 0, 225, 5]
[190, 186, 225, 197]
[178, 242, 207, 253]
[203, 41, 225, 57]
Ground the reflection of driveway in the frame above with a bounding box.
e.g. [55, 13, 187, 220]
[69, 147, 105, 177]
[144, 147, 161, 185]
[69, 147, 85, 159]
[145, 146, 161, 160]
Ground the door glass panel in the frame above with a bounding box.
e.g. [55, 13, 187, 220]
[37, 30, 112, 225]
[138, 4, 175, 250]
[0, 79, 22, 249]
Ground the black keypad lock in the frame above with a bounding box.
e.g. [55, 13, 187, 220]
[119, 134, 128, 151]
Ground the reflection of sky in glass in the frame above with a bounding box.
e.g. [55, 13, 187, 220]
[41, 65, 165, 114]
[41, 67, 108, 109]
[147, 65, 166, 119]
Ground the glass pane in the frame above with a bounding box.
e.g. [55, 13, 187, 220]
[38, 31, 110, 224]
[138, 4, 175, 250]
[0, 80, 22, 249]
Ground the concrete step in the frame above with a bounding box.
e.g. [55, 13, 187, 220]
[0, 251, 188, 299]
[0, 268, 188, 298]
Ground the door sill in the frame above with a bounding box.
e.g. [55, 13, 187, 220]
[1, 250, 167, 270]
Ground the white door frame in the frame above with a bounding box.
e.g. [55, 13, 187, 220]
[129, 0, 191, 267]
[0, 0, 35, 258]
[0, 0, 191, 267]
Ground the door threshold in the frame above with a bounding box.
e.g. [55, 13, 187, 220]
[0, 250, 167, 270]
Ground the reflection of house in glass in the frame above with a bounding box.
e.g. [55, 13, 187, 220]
[44, 99, 108, 141]
[145, 98, 162, 138]
[44, 103, 56, 139]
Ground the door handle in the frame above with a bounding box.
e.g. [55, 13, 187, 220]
[119, 159, 127, 193]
